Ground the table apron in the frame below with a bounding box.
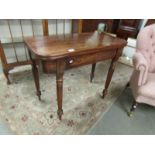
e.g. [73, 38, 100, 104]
[42, 49, 118, 73]
[65, 49, 117, 68]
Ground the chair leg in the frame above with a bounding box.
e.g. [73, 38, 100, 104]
[128, 100, 138, 117]
[3, 69, 11, 85]
[126, 82, 130, 88]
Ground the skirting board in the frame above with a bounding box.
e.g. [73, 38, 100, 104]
[118, 56, 133, 67]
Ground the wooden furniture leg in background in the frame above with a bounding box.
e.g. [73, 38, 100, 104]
[90, 63, 96, 82]
[102, 50, 120, 98]
[56, 60, 65, 120]
[3, 69, 11, 84]
[0, 42, 11, 84]
[28, 50, 41, 100]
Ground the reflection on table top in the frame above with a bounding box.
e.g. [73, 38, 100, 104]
[24, 32, 127, 59]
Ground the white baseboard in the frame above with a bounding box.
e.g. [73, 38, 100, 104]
[118, 56, 133, 67]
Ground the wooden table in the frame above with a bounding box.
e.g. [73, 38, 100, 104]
[24, 32, 127, 120]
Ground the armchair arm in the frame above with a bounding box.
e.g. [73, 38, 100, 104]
[133, 52, 148, 86]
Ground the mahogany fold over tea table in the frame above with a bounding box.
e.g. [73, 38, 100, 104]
[24, 32, 127, 120]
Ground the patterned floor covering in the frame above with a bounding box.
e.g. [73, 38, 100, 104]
[0, 61, 133, 134]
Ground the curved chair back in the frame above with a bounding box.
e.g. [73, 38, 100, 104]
[136, 24, 155, 72]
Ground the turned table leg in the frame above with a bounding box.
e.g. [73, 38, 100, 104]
[56, 60, 65, 120]
[90, 63, 96, 82]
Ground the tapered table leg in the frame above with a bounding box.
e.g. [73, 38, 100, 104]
[102, 50, 120, 98]
[28, 49, 41, 100]
[32, 61, 41, 100]
[90, 63, 96, 82]
[56, 60, 65, 120]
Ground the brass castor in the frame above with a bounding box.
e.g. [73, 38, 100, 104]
[128, 100, 138, 117]
[128, 112, 133, 117]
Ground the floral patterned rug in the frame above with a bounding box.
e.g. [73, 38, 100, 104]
[0, 61, 133, 134]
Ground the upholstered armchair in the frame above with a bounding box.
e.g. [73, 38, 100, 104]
[129, 24, 155, 116]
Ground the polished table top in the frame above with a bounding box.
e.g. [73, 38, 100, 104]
[24, 32, 127, 59]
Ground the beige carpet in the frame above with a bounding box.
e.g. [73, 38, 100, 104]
[0, 61, 133, 134]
